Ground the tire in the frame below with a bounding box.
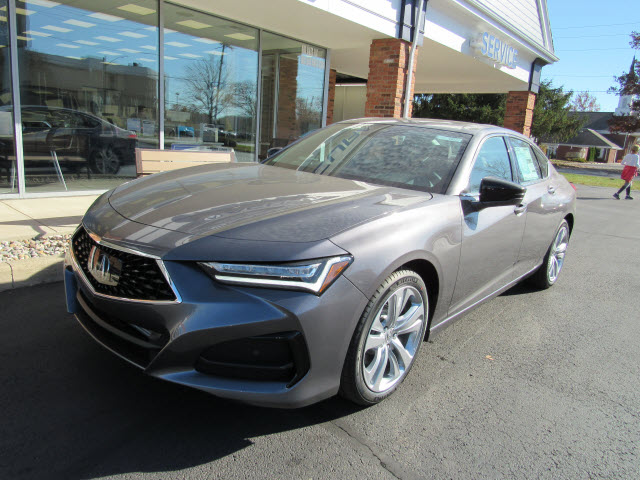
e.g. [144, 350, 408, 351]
[340, 270, 429, 405]
[530, 219, 570, 290]
[89, 147, 121, 175]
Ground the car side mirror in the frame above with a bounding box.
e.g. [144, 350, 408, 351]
[478, 176, 526, 208]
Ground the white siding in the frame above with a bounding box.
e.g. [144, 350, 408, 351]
[472, 0, 544, 45]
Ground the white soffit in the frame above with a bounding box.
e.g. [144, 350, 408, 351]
[173, 0, 537, 93]
[177, 0, 390, 50]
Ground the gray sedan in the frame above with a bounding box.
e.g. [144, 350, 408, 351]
[64, 118, 576, 407]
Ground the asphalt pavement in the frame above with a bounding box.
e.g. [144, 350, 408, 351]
[0, 185, 638, 480]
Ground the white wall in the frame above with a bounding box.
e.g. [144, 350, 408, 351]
[471, 0, 544, 46]
[334, 85, 367, 122]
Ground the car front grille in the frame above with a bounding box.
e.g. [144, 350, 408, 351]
[72, 226, 176, 302]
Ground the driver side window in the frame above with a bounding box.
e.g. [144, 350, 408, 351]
[467, 136, 512, 195]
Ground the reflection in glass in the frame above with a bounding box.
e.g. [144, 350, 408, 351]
[163, 4, 258, 162]
[260, 32, 326, 160]
[266, 124, 471, 194]
[0, 0, 17, 193]
[17, 0, 159, 192]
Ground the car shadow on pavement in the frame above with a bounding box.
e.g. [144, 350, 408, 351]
[500, 281, 539, 296]
[0, 283, 364, 480]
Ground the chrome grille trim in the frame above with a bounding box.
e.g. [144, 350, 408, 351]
[70, 225, 182, 304]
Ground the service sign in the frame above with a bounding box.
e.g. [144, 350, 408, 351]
[472, 32, 518, 69]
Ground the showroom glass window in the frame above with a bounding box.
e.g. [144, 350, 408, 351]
[163, 4, 258, 162]
[16, 0, 159, 193]
[259, 31, 326, 160]
[0, 0, 16, 193]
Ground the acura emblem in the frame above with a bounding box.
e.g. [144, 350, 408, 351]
[88, 246, 122, 286]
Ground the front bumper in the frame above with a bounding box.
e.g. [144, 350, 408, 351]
[64, 241, 368, 408]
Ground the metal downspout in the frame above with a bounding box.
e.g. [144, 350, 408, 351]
[403, 0, 425, 118]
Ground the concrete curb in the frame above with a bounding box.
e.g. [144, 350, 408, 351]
[0, 255, 64, 292]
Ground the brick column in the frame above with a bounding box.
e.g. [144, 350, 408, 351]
[326, 69, 337, 125]
[365, 38, 418, 118]
[504, 91, 537, 137]
[276, 56, 299, 140]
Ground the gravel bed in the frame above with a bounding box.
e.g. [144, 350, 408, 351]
[1, 234, 71, 263]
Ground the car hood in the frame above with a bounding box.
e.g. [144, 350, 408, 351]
[107, 163, 432, 243]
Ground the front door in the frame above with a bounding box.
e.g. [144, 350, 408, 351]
[447, 136, 527, 318]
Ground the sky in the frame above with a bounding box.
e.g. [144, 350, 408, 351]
[542, 1, 639, 112]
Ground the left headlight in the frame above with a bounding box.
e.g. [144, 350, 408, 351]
[199, 256, 353, 295]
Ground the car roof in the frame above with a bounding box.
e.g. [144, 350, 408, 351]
[336, 117, 526, 139]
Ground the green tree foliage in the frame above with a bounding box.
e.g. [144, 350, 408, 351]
[413, 93, 506, 126]
[608, 32, 640, 133]
[531, 80, 586, 142]
[413, 81, 584, 143]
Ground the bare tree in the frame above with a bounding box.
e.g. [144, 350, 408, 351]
[183, 47, 232, 124]
[571, 91, 601, 112]
[233, 80, 257, 118]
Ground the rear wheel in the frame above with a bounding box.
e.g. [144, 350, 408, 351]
[89, 147, 120, 175]
[340, 270, 429, 405]
[530, 219, 570, 289]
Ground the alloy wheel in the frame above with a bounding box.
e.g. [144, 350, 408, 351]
[547, 224, 569, 284]
[93, 148, 120, 175]
[362, 285, 425, 393]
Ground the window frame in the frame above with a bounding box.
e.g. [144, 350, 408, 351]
[506, 136, 545, 186]
[464, 134, 515, 196]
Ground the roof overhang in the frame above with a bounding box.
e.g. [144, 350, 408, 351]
[177, 0, 557, 94]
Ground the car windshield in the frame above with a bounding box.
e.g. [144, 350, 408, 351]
[264, 123, 472, 194]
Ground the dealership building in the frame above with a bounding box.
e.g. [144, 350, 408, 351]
[0, 0, 557, 197]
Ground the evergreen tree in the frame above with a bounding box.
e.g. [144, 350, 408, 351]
[413, 93, 506, 126]
[413, 80, 585, 143]
[531, 80, 585, 142]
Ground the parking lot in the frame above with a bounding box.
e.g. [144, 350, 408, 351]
[1, 184, 638, 480]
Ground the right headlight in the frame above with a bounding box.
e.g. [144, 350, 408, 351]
[199, 256, 353, 295]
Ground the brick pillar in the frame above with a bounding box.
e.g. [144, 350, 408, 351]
[365, 38, 418, 118]
[276, 56, 299, 140]
[504, 91, 537, 137]
[326, 69, 337, 125]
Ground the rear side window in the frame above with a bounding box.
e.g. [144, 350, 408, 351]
[532, 147, 549, 177]
[467, 136, 512, 194]
[510, 137, 542, 183]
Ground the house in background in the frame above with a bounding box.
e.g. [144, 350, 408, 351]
[544, 127, 622, 163]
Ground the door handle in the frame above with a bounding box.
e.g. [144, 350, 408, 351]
[548, 185, 556, 194]
[514, 204, 527, 216]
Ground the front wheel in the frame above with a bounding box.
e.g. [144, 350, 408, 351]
[340, 270, 429, 405]
[530, 219, 570, 289]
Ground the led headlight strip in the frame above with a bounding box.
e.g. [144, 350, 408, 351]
[199, 256, 353, 295]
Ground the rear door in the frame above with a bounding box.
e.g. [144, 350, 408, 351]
[507, 137, 566, 275]
[447, 135, 527, 318]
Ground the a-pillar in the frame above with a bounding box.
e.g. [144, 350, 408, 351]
[365, 38, 418, 118]
[326, 69, 337, 125]
[504, 91, 537, 137]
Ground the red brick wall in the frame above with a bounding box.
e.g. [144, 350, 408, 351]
[276, 56, 299, 140]
[365, 38, 418, 118]
[326, 69, 337, 125]
[504, 91, 536, 136]
[606, 149, 618, 163]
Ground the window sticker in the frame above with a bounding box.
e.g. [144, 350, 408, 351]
[514, 146, 539, 182]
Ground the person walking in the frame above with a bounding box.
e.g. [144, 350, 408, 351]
[613, 144, 640, 200]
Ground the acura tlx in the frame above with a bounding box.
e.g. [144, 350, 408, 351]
[64, 118, 575, 408]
